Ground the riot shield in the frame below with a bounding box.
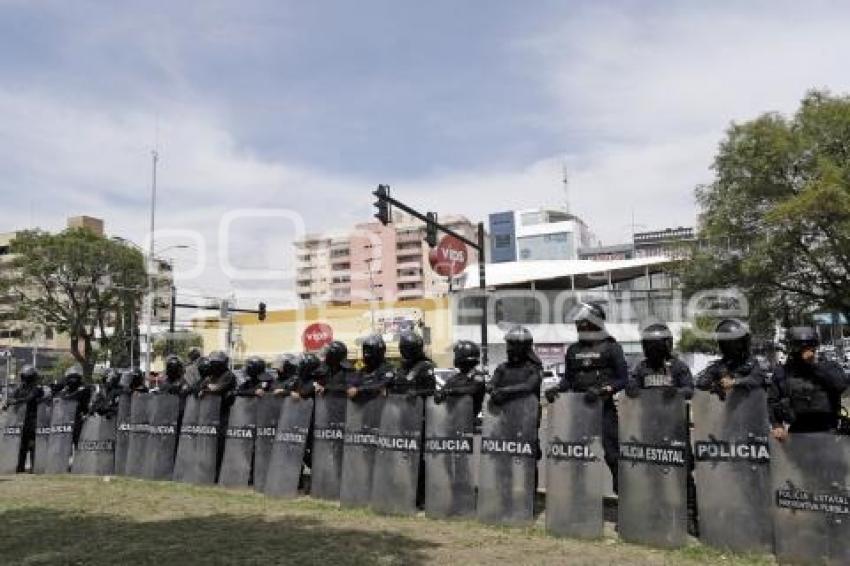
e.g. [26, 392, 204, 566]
[253, 395, 283, 492]
[143, 394, 181, 480]
[340, 396, 385, 508]
[692, 389, 772, 553]
[172, 395, 200, 483]
[544, 392, 606, 539]
[771, 433, 850, 565]
[423, 395, 476, 519]
[113, 394, 132, 476]
[476, 394, 539, 526]
[125, 393, 151, 478]
[191, 395, 223, 485]
[33, 400, 52, 475]
[265, 396, 314, 498]
[311, 394, 348, 500]
[71, 414, 116, 476]
[0, 404, 27, 474]
[45, 399, 78, 475]
[617, 389, 688, 549]
[218, 396, 257, 488]
[371, 394, 424, 515]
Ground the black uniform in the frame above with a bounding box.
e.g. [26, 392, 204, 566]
[630, 358, 694, 397]
[556, 337, 628, 492]
[695, 358, 765, 398]
[349, 363, 395, 400]
[769, 359, 847, 433]
[4, 378, 43, 472]
[437, 369, 486, 418]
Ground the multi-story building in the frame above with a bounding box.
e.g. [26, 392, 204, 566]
[633, 226, 696, 259]
[294, 213, 480, 305]
[489, 207, 596, 263]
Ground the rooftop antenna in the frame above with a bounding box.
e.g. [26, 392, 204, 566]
[561, 160, 571, 215]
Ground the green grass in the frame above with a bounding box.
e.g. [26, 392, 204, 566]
[0, 476, 774, 565]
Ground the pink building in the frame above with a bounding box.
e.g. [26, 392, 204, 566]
[295, 213, 480, 306]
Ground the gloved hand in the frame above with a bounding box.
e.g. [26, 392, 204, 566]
[405, 389, 419, 400]
[681, 388, 693, 400]
[625, 382, 640, 398]
[583, 387, 599, 404]
[544, 388, 559, 404]
[490, 389, 505, 405]
[662, 386, 678, 400]
[433, 390, 446, 404]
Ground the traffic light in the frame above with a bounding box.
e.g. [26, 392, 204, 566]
[373, 184, 391, 226]
[425, 212, 438, 248]
[258, 302, 267, 321]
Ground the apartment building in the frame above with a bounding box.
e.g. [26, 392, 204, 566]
[295, 213, 480, 305]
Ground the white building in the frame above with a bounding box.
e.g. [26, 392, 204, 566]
[488, 208, 597, 263]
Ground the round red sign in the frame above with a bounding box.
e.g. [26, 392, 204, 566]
[302, 323, 333, 351]
[428, 235, 469, 277]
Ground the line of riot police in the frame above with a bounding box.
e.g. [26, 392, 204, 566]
[1, 308, 848, 563]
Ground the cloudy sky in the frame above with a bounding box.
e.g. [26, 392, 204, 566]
[2, 1, 850, 306]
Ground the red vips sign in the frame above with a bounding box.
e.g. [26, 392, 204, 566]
[302, 323, 333, 351]
[428, 235, 469, 277]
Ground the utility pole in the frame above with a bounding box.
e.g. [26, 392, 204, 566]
[144, 149, 158, 378]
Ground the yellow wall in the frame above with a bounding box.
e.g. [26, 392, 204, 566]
[193, 297, 455, 367]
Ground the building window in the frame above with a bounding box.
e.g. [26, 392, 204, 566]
[494, 234, 512, 249]
[520, 212, 544, 226]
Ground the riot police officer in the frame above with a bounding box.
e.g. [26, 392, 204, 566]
[124, 368, 149, 394]
[288, 353, 321, 399]
[435, 340, 486, 420]
[183, 347, 203, 390]
[546, 303, 628, 492]
[315, 341, 356, 397]
[271, 354, 299, 397]
[489, 326, 542, 403]
[626, 323, 697, 535]
[696, 319, 765, 399]
[389, 331, 435, 398]
[198, 350, 236, 398]
[626, 323, 694, 399]
[2, 365, 43, 472]
[56, 365, 93, 444]
[347, 334, 395, 400]
[88, 368, 122, 417]
[156, 355, 185, 395]
[234, 355, 267, 397]
[769, 326, 847, 440]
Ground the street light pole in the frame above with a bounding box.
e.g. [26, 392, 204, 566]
[144, 150, 159, 377]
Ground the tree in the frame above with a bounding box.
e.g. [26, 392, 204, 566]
[152, 331, 203, 361]
[676, 315, 719, 354]
[0, 228, 146, 377]
[682, 90, 850, 335]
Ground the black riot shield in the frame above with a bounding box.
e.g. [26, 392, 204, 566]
[771, 433, 850, 565]
[618, 389, 688, 549]
[113, 394, 132, 476]
[253, 395, 283, 492]
[265, 396, 314, 498]
[692, 389, 772, 553]
[33, 400, 52, 475]
[545, 393, 606, 539]
[45, 399, 78, 475]
[71, 415, 116, 476]
[476, 394, 539, 526]
[311, 394, 348, 500]
[172, 395, 200, 483]
[218, 397, 257, 488]
[371, 394, 424, 515]
[190, 395, 223, 485]
[0, 404, 27, 474]
[423, 395, 476, 519]
[143, 394, 181, 480]
[125, 393, 151, 478]
[340, 396, 385, 508]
